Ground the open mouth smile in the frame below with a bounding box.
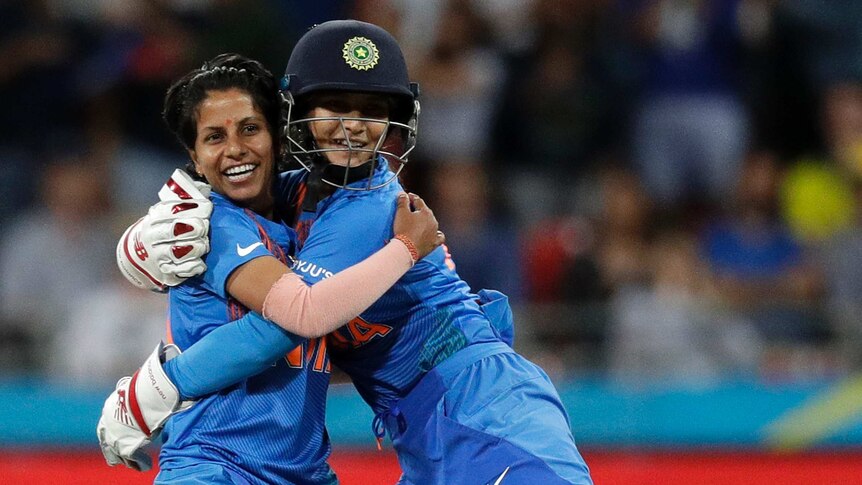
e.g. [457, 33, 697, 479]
[332, 139, 369, 150]
[223, 163, 258, 182]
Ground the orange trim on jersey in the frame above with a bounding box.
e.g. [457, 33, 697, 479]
[285, 343, 304, 368]
[228, 299, 247, 320]
[165, 317, 174, 345]
[294, 182, 308, 220]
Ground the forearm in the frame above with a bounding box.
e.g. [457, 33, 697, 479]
[163, 312, 303, 399]
[262, 238, 414, 338]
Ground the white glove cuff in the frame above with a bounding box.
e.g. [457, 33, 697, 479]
[129, 342, 183, 436]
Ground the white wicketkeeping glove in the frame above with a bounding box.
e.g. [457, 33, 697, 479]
[117, 169, 213, 292]
[97, 342, 193, 471]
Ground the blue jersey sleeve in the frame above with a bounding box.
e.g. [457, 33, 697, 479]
[293, 194, 396, 284]
[202, 198, 275, 298]
[163, 312, 303, 399]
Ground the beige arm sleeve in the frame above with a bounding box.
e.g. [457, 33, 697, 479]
[261, 239, 414, 337]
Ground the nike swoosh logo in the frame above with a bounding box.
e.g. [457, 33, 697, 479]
[491, 467, 510, 485]
[237, 242, 263, 257]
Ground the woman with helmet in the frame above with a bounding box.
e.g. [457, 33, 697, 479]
[107, 20, 593, 485]
[96, 52, 443, 484]
[278, 21, 592, 484]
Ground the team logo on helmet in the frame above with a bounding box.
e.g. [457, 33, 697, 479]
[342, 36, 380, 71]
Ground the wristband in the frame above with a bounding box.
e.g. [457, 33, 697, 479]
[393, 234, 419, 265]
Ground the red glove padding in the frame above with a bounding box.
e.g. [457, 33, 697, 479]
[117, 169, 212, 292]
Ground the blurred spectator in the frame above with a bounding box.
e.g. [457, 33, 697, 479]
[192, 0, 297, 79]
[521, 165, 654, 304]
[47, 275, 167, 388]
[628, 0, 752, 213]
[520, 165, 653, 375]
[55, 0, 200, 150]
[519, 210, 606, 375]
[0, 153, 118, 372]
[592, 166, 655, 293]
[0, 0, 78, 220]
[820, 180, 862, 368]
[781, 82, 861, 244]
[494, 0, 618, 224]
[522, 216, 596, 304]
[427, 159, 523, 301]
[271, 0, 354, 46]
[102, 3, 199, 150]
[0, 0, 77, 148]
[701, 149, 826, 344]
[609, 229, 761, 381]
[393, 0, 539, 61]
[497, 0, 614, 170]
[351, 0, 404, 46]
[776, 0, 862, 91]
[512, 32, 600, 171]
[83, 93, 185, 214]
[740, 0, 815, 158]
[411, 0, 505, 161]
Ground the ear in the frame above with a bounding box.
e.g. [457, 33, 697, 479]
[188, 149, 203, 177]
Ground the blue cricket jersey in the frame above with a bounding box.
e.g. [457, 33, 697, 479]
[161, 192, 334, 485]
[276, 162, 502, 415]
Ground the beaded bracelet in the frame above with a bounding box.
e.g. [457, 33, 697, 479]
[393, 234, 419, 265]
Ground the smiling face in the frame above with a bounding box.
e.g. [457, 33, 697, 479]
[305, 92, 391, 167]
[190, 88, 275, 215]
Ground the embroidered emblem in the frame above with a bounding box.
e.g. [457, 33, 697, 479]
[342, 36, 379, 70]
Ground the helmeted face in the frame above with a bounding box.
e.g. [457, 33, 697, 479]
[190, 88, 275, 215]
[305, 91, 391, 168]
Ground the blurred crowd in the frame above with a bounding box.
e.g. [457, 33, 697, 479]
[1, 0, 861, 388]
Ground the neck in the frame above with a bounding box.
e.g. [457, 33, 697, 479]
[242, 190, 276, 220]
[322, 158, 376, 185]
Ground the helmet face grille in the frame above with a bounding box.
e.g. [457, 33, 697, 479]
[282, 94, 419, 191]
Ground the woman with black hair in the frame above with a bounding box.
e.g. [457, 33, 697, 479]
[98, 53, 442, 484]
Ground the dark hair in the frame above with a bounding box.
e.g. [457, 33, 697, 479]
[163, 53, 279, 153]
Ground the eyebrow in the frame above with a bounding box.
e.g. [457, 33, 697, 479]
[200, 116, 264, 132]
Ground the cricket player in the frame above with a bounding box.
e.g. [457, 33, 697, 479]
[97, 52, 442, 484]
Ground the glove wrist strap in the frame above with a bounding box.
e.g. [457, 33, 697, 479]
[131, 342, 185, 437]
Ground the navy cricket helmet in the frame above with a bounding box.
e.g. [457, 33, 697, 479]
[280, 19, 420, 191]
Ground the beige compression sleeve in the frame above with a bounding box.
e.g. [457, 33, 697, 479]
[261, 239, 415, 337]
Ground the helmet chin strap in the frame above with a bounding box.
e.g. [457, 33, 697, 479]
[300, 158, 375, 212]
[301, 162, 326, 212]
